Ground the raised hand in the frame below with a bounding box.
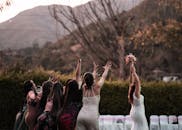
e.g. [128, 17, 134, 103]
[125, 53, 137, 65]
[76, 58, 82, 86]
[78, 58, 82, 63]
[103, 61, 112, 70]
[93, 62, 98, 72]
[49, 75, 58, 83]
[93, 61, 99, 80]
[130, 62, 136, 73]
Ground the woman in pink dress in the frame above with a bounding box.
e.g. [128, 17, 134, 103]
[25, 82, 41, 130]
[14, 80, 36, 130]
[25, 80, 53, 130]
[35, 82, 64, 130]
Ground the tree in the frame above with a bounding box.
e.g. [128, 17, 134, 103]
[49, 0, 135, 79]
[0, 0, 12, 12]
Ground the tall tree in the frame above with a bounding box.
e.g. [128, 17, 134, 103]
[0, 0, 11, 12]
[49, 0, 135, 78]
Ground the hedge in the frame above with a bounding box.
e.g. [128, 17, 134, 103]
[0, 70, 182, 129]
[100, 81, 182, 118]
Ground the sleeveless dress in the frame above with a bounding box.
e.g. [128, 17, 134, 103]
[25, 94, 40, 130]
[130, 94, 149, 130]
[35, 99, 55, 130]
[76, 95, 100, 130]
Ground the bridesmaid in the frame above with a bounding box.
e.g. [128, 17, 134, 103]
[14, 80, 36, 130]
[58, 59, 83, 130]
[35, 82, 64, 130]
[24, 81, 41, 130]
[76, 61, 112, 130]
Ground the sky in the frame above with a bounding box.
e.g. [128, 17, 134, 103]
[0, 0, 92, 23]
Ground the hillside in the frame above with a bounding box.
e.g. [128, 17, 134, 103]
[38, 0, 182, 79]
[0, 0, 181, 80]
[0, 0, 143, 50]
[0, 6, 65, 50]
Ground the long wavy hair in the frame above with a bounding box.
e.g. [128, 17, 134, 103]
[47, 82, 64, 117]
[39, 81, 53, 112]
[64, 79, 79, 104]
[128, 84, 136, 104]
[23, 80, 37, 106]
[24, 80, 36, 97]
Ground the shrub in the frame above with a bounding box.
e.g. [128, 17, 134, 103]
[100, 81, 182, 120]
[0, 70, 181, 129]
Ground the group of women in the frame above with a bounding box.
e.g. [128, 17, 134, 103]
[14, 54, 149, 130]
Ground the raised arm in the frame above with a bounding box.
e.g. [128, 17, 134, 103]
[131, 62, 141, 98]
[126, 53, 140, 99]
[92, 62, 99, 81]
[75, 59, 82, 89]
[97, 61, 112, 88]
[28, 91, 36, 100]
[129, 62, 135, 85]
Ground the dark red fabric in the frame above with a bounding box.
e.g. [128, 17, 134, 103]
[59, 103, 81, 130]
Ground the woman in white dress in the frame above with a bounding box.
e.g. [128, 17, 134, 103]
[76, 61, 112, 130]
[126, 54, 149, 130]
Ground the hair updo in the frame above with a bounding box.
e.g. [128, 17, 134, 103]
[83, 72, 94, 89]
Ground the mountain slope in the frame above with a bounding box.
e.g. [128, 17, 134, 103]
[0, 6, 60, 50]
[2, 0, 181, 79]
[0, 0, 143, 50]
[37, 0, 182, 78]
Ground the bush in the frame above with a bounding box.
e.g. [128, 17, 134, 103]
[100, 81, 182, 120]
[0, 70, 182, 129]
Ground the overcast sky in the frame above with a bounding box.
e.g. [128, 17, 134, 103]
[0, 0, 92, 23]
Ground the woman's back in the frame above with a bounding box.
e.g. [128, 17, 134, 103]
[130, 94, 145, 117]
[58, 79, 81, 130]
[82, 95, 100, 106]
[76, 95, 100, 130]
[130, 94, 149, 130]
[25, 91, 41, 130]
[76, 61, 111, 130]
[76, 82, 101, 130]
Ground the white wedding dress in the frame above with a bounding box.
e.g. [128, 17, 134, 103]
[130, 94, 149, 130]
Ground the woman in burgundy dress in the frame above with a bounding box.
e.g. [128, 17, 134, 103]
[58, 79, 82, 130]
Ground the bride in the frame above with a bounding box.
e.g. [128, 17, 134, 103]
[126, 54, 149, 130]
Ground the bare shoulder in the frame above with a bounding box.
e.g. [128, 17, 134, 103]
[93, 84, 100, 95]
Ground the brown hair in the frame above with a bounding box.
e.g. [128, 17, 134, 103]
[128, 84, 135, 104]
[62, 79, 79, 108]
[48, 82, 64, 117]
[39, 81, 53, 111]
[83, 72, 94, 89]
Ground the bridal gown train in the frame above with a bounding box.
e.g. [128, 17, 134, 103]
[76, 95, 100, 130]
[130, 94, 149, 130]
